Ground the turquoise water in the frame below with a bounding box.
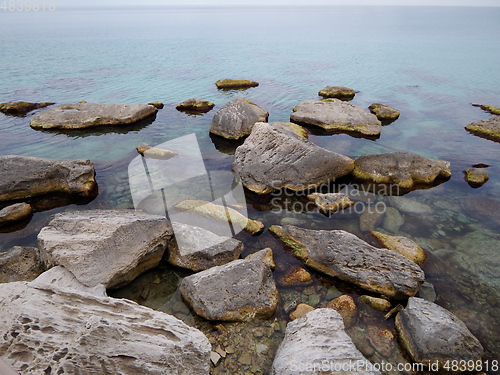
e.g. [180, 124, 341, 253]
[1, 6, 500, 374]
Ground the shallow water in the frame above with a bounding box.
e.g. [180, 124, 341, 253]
[1, 5, 500, 374]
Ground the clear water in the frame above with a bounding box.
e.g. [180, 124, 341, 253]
[1, 6, 500, 374]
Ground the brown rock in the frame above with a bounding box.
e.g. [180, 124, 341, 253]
[290, 303, 315, 320]
[0, 203, 32, 227]
[371, 231, 427, 265]
[360, 295, 392, 312]
[277, 265, 313, 286]
[367, 326, 396, 357]
[325, 295, 357, 328]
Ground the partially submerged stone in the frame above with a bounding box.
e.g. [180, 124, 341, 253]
[318, 86, 356, 99]
[367, 326, 396, 358]
[472, 103, 500, 115]
[209, 97, 268, 140]
[175, 199, 264, 234]
[464, 168, 489, 186]
[38, 210, 173, 288]
[136, 142, 178, 160]
[465, 116, 500, 142]
[352, 151, 451, 188]
[395, 297, 484, 369]
[382, 207, 404, 233]
[360, 295, 392, 312]
[371, 231, 427, 265]
[359, 209, 384, 232]
[388, 196, 433, 215]
[215, 79, 259, 89]
[290, 99, 382, 136]
[271, 309, 381, 375]
[0, 203, 32, 227]
[277, 265, 313, 287]
[176, 98, 214, 112]
[30, 102, 157, 130]
[0, 101, 54, 115]
[245, 248, 276, 270]
[148, 101, 164, 109]
[269, 225, 425, 299]
[0, 155, 96, 202]
[307, 192, 354, 212]
[167, 222, 243, 271]
[0, 247, 44, 283]
[290, 303, 315, 321]
[368, 103, 400, 121]
[232, 122, 354, 194]
[324, 295, 357, 328]
[179, 258, 279, 321]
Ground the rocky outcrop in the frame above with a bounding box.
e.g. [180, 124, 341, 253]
[215, 79, 259, 89]
[307, 192, 354, 212]
[465, 116, 500, 142]
[352, 152, 451, 188]
[290, 99, 382, 136]
[37, 210, 173, 289]
[368, 103, 400, 121]
[176, 98, 214, 112]
[0, 247, 44, 283]
[179, 258, 279, 321]
[232, 122, 354, 194]
[464, 168, 489, 186]
[0, 101, 54, 115]
[271, 309, 381, 375]
[395, 297, 484, 370]
[30, 102, 157, 130]
[371, 231, 427, 265]
[167, 222, 243, 271]
[318, 86, 356, 100]
[269, 225, 425, 299]
[209, 97, 268, 140]
[0, 269, 211, 374]
[0, 203, 32, 227]
[0, 155, 96, 202]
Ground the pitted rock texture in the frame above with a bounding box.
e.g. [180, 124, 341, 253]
[0, 247, 44, 283]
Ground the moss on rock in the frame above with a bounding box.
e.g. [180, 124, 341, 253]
[368, 103, 400, 121]
[215, 79, 259, 89]
[318, 86, 355, 99]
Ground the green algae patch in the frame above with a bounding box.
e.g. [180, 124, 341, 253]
[465, 116, 500, 142]
[215, 79, 259, 89]
[472, 103, 500, 115]
[464, 168, 489, 186]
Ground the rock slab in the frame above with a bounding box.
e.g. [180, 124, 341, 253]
[465, 116, 500, 142]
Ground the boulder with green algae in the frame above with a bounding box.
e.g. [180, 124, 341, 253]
[176, 98, 214, 112]
[307, 192, 354, 212]
[290, 99, 382, 136]
[352, 151, 451, 188]
[209, 97, 268, 140]
[465, 116, 500, 142]
[174, 199, 264, 234]
[215, 79, 259, 89]
[472, 103, 500, 115]
[0, 203, 32, 227]
[368, 103, 400, 121]
[464, 168, 489, 186]
[269, 224, 425, 299]
[318, 86, 356, 99]
[0, 101, 54, 115]
[371, 231, 427, 265]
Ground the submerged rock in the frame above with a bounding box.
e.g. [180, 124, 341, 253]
[367, 326, 396, 357]
[465, 116, 500, 142]
[167, 222, 243, 271]
[0, 203, 32, 227]
[290, 99, 382, 136]
[269, 225, 425, 298]
[290, 303, 315, 321]
[353, 152, 451, 188]
[360, 295, 392, 312]
[464, 168, 489, 186]
[179, 258, 279, 321]
[0, 155, 96, 202]
[324, 295, 357, 328]
[381, 207, 404, 233]
[388, 196, 433, 215]
[0, 271, 211, 374]
[395, 297, 484, 369]
[245, 248, 276, 270]
[359, 209, 384, 232]
[38, 210, 173, 289]
[232, 122, 354, 194]
[472, 103, 500, 115]
[215, 79, 259, 89]
[0, 246, 44, 283]
[460, 196, 500, 223]
[209, 97, 268, 140]
[271, 309, 381, 375]
[277, 265, 313, 287]
[307, 192, 354, 212]
[136, 142, 178, 160]
[368, 103, 400, 121]
[318, 86, 355, 99]
[176, 98, 214, 112]
[0, 101, 54, 115]
[371, 231, 427, 265]
[30, 102, 157, 130]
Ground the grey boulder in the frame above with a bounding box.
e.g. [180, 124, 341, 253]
[37, 210, 173, 289]
[232, 122, 354, 194]
[0, 246, 45, 283]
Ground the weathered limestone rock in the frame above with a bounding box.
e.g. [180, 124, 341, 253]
[324, 295, 357, 328]
[290, 304, 315, 321]
[215, 79, 259, 89]
[290, 99, 382, 136]
[34, 266, 107, 297]
[360, 295, 392, 312]
[465, 116, 500, 142]
[37, 210, 173, 289]
[371, 231, 427, 265]
[0, 101, 54, 115]
[136, 142, 178, 160]
[209, 97, 268, 140]
[167, 222, 243, 271]
[0, 247, 44, 283]
[176, 98, 214, 112]
[318, 86, 356, 99]
[368, 103, 400, 121]
[0, 274, 211, 374]
[271, 309, 381, 375]
[30, 102, 157, 130]
[353, 152, 451, 188]
[179, 259, 279, 321]
[0, 203, 32, 227]
[464, 168, 489, 186]
[472, 103, 500, 115]
[245, 248, 276, 270]
[307, 192, 354, 212]
[269, 225, 425, 299]
[232, 122, 354, 194]
[388, 196, 433, 215]
[175, 200, 264, 234]
[148, 101, 164, 109]
[277, 265, 313, 287]
[395, 297, 484, 370]
[0, 155, 96, 202]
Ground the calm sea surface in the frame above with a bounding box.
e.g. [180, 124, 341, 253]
[1, 6, 500, 373]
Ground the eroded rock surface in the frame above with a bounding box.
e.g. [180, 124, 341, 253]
[0, 247, 44, 283]
[465, 116, 500, 142]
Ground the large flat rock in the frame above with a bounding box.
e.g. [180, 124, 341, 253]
[30, 102, 157, 130]
[38, 210, 173, 289]
[290, 99, 382, 136]
[232, 122, 354, 194]
[465, 116, 500, 142]
[269, 225, 424, 299]
[271, 308, 381, 375]
[0, 155, 96, 202]
[395, 297, 484, 370]
[179, 258, 279, 321]
[0, 269, 211, 375]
